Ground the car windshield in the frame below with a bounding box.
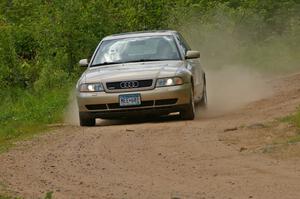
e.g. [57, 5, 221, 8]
[90, 35, 181, 67]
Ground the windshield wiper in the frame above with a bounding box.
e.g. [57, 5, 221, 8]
[91, 59, 165, 67]
[90, 61, 123, 67]
[128, 59, 164, 63]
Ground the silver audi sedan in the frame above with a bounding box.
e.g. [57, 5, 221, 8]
[76, 30, 207, 126]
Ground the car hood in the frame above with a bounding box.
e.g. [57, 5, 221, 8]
[81, 60, 187, 83]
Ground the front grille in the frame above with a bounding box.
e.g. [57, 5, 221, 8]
[106, 79, 153, 90]
[108, 100, 154, 109]
[86, 104, 107, 110]
[85, 99, 177, 111]
[155, 99, 178, 106]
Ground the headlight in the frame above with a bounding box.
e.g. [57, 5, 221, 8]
[79, 83, 104, 92]
[156, 77, 183, 87]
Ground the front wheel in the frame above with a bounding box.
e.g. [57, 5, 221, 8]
[79, 112, 96, 126]
[180, 89, 195, 120]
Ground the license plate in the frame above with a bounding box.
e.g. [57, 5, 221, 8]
[119, 94, 141, 107]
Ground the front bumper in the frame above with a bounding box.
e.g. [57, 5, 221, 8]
[77, 83, 191, 118]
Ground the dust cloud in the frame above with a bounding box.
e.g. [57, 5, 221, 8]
[179, 10, 295, 117]
[202, 66, 273, 117]
[64, 90, 79, 125]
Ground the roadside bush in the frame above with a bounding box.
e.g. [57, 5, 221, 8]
[0, 21, 18, 89]
[0, 84, 72, 149]
[34, 64, 69, 92]
[292, 110, 300, 129]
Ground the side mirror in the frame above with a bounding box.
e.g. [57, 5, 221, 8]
[79, 59, 89, 67]
[185, 51, 200, 59]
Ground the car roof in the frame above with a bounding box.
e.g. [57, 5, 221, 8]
[102, 30, 178, 41]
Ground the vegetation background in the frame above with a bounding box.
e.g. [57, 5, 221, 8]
[0, 0, 299, 151]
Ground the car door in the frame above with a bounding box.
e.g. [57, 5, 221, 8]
[174, 33, 204, 102]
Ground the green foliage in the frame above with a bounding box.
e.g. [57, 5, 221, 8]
[290, 110, 300, 129]
[0, 191, 53, 199]
[0, 83, 72, 152]
[0, 196, 20, 199]
[281, 109, 300, 129]
[177, 0, 300, 73]
[44, 191, 53, 199]
[1, 0, 299, 89]
[278, 109, 300, 145]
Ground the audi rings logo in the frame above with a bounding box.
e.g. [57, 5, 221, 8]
[120, 81, 139, 89]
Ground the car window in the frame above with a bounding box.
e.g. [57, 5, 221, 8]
[91, 36, 181, 66]
[175, 33, 191, 55]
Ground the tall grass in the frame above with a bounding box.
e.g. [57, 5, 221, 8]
[291, 110, 300, 129]
[0, 85, 72, 152]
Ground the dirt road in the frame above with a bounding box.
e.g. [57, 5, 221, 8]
[1, 72, 300, 199]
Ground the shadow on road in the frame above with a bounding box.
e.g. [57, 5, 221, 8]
[96, 114, 183, 127]
[94, 106, 216, 127]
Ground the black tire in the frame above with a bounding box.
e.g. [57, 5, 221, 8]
[180, 89, 195, 120]
[199, 83, 207, 108]
[79, 112, 96, 126]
